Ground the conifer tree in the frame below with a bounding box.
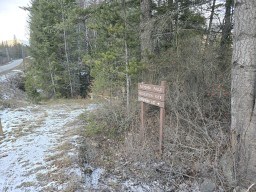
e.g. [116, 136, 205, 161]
[27, 0, 86, 99]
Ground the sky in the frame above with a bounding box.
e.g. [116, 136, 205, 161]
[0, 0, 31, 42]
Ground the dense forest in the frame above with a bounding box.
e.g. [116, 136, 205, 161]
[23, 0, 256, 191]
[25, 0, 232, 101]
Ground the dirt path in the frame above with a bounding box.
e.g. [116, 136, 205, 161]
[0, 100, 94, 192]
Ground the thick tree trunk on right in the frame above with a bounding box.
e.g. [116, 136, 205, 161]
[231, 0, 256, 188]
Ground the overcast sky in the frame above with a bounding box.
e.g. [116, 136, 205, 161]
[0, 0, 31, 42]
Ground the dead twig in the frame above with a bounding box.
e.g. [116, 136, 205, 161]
[246, 183, 255, 192]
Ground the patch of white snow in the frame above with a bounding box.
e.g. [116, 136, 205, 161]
[0, 104, 85, 191]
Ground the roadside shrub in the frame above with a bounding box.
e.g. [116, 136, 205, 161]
[84, 101, 137, 139]
[24, 70, 41, 103]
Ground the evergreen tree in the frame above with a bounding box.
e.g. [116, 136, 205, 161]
[12, 35, 22, 59]
[81, 0, 141, 100]
[26, 0, 86, 99]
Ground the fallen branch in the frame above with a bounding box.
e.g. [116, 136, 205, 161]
[246, 183, 255, 192]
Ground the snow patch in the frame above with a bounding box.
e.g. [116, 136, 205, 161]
[86, 104, 99, 111]
[0, 104, 85, 191]
[84, 164, 104, 189]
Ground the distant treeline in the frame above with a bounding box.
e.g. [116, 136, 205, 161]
[0, 36, 28, 65]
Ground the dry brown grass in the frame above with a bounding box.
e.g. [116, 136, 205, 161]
[80, 78, 231, 190]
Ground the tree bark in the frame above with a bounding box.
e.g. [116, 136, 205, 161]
[122, 0, 130, 114]
[61, 1, 74, 97]
[5, 47, 10, 62]
[231, 0, 256, 187]
[140, 0, 153, 61]
[219, 0, 233, 69]
[220, 0, 233, 49]
[205, 0, 216, 46]
[50, 69, 56, 97]
[167, 0, 174, 46]
[174, 0, 179, 55]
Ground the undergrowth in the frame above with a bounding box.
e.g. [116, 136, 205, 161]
[83, 101, 137, 140]
[81, 37, 233, 191]
[82, 94, 232, 190]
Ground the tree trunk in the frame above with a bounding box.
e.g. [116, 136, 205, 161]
[61, 3, 74, 97]
[174, 0, 179, 55]
[231, 0, 256, 187]
[122, 0, 130, 114]
[5, 47, 10, 62]
[220, 0, 233, 49]
[140, 0, 153, 61]
[219, 0, 233, 69]
[50, 68, 56, 97]
[167, 0, 174, 46]
[205, 0, 216, 46]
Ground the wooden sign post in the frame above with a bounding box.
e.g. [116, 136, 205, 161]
[138, 81, 166, 154]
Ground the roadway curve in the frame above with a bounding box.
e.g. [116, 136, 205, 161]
[0, 59, 23, 74]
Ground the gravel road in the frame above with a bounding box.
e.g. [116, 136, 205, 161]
[0, 59, 23, 74]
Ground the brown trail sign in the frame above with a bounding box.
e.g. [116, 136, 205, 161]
[138, 90, 165, 101]
[138, 83, 165, 93]
[138, 96, 165, 108]
[138, 81, 167, 155]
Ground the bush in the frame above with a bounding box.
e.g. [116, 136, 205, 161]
[83, 101, 136, 139]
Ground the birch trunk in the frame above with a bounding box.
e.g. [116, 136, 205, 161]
[61, 3, 74, 97]
[50, 70, 56, 97]
[231, 0, 256, 186]
[125, 40, 130, 114]
[205, 0, 216, 46]
[122, 0, 130, 114]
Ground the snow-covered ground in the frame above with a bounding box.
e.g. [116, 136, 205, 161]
[0, 69, 26, 101]
[0, 102, 96, 191]
[0, 69, 24, 83]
